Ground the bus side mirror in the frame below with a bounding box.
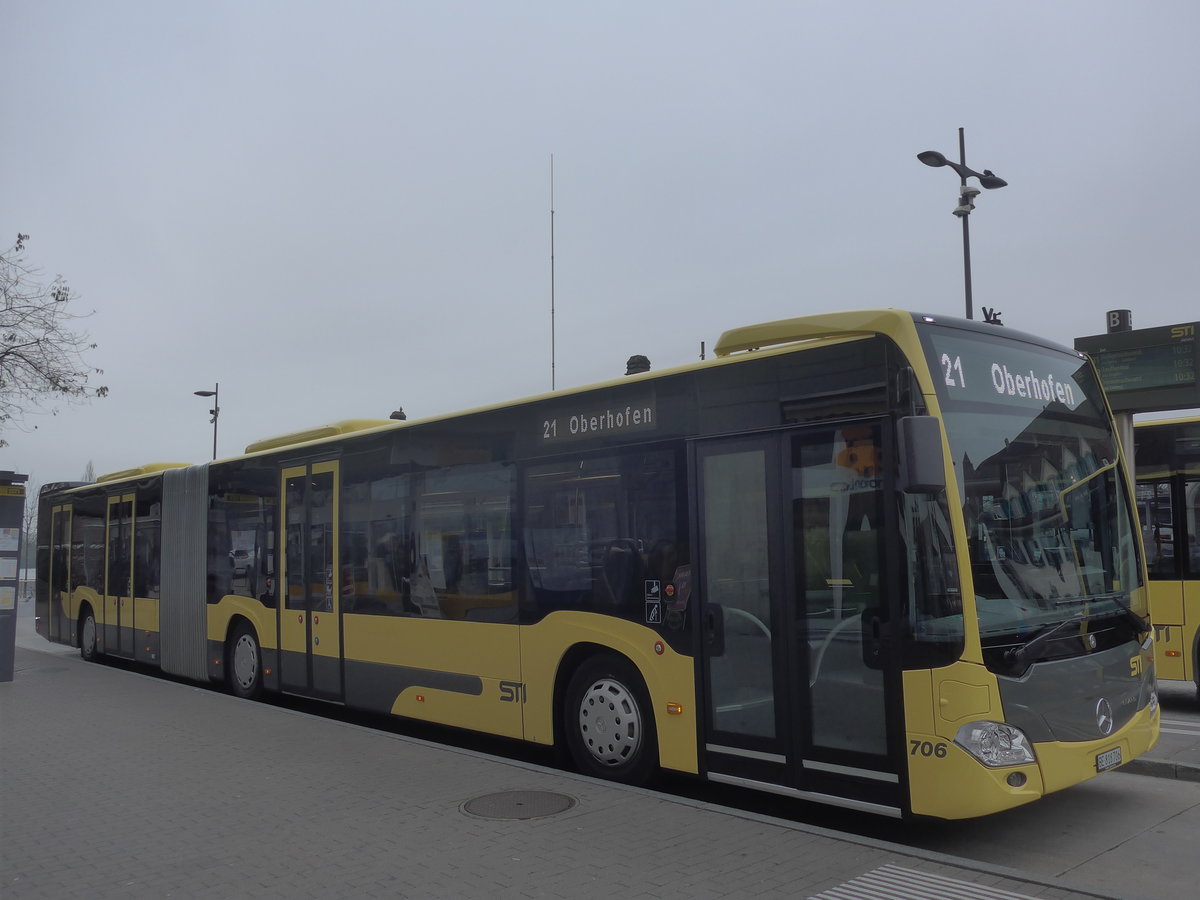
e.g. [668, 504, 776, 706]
[899, 416, 946, 494]
[703, 603, 726, 657]
[861, 609, 886, 670]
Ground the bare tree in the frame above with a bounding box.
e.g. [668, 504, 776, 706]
[21, 477, 37, 536]
[82, 459, 95, 482]
[1, 233, 108, 447]
[21, 477, 38, 583]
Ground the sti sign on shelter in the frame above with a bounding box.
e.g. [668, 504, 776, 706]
[1076, 322, 1199, 414]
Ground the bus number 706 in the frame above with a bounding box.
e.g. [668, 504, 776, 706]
[911, 740, 948, 758]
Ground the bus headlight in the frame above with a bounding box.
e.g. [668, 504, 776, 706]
[954, 721, 1035, 768]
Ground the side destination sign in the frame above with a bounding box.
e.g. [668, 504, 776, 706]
[925, 329, 1090, 413]
[539, 394, 657, 444]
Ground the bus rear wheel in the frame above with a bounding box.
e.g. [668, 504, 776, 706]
[563, 653, 657, 785]
[227, 623, 263, 700]
[79, 607, 98, 662]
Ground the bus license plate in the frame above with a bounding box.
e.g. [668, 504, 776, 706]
[1096, 747, 1122, 772]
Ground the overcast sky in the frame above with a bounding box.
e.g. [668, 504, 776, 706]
[3, 1, 1197, 490]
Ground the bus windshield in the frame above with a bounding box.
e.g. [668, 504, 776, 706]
[919, 322, 1146, 666]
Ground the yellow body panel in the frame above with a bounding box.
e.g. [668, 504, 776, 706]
[906, 666, 1040, 819]
[67, 587, 166, 655]
[937, 675, 999, 724]
[1150, 580, 1185, 626]
[338, 610, 696, 772]
[1185, 581, 1200, 683]
[389, 675, 523, 740]
[103, 594, 121, 636]
[68, 587, 102, 639]
[907, 733, 1045, 819]
[207, 595, 278, 650]
[519, 611, 698, 775]
[1036, 702, 1159, 793]
[344, 614, 522, 738]
[904, 666, 1160, 818]
[342, 615, 518, 678]
[95, 462, 189, 484]
[60, 589, 76, 631]
[133, 597, 159, 633]
[245, 419, 394, 454]
[1149, 580, 1199, 683]
[1153, 623, 1187, 682]
[133, 597, 160, 658]
[928, 662, 1005, 731]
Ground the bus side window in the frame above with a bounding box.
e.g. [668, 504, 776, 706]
[134, 494, 161, 599]
[413, 462, 516, 622]
[900, 491, 964, 669]
[523, 451, 680, 623]
[339, 452, 412, 618]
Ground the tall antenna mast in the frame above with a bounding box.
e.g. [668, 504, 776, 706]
[550, 154, 556, 390]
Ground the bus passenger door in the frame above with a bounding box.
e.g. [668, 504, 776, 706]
[279, 462, 343, 699]
[1141, 478, 1188, 680]
[105, 494, 134, 657]
[696, 436, 792, 787]
[695, 422, 902, 815]
[789, 423, 900, 812]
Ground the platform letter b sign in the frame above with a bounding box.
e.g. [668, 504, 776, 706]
[1107, 310, 1132, 333]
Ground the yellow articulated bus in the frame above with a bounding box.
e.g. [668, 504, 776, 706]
[1134, 417, 1200, 691]
[36, 309, 1158, 820]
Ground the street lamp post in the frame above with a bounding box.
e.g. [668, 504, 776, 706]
[918, 128, 1007, 321]
[194, 383, 219, 460]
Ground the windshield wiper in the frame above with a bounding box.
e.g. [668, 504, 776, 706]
[1094, 591, 1150, 637]
[1004, 612, 1087, 669]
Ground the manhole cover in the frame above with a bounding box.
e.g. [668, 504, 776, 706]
[462, 790, 576, 820]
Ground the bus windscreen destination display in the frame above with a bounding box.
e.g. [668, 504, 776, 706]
[924, 329, 1090, 413]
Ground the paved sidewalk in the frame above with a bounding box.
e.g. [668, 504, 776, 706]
[1122, 679, 1200, 781]
[0, 607, 1168, 900]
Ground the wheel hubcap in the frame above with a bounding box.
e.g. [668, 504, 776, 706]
[82, 617, 95, 652]
[233, 635, 258, 689]
[578, 677, 641, 767]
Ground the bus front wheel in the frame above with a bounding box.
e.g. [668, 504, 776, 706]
[563, 653, 657, 785]
[227, 623, 263, 700]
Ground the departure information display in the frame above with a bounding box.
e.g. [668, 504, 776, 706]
[1076, 322, 1199, 413]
